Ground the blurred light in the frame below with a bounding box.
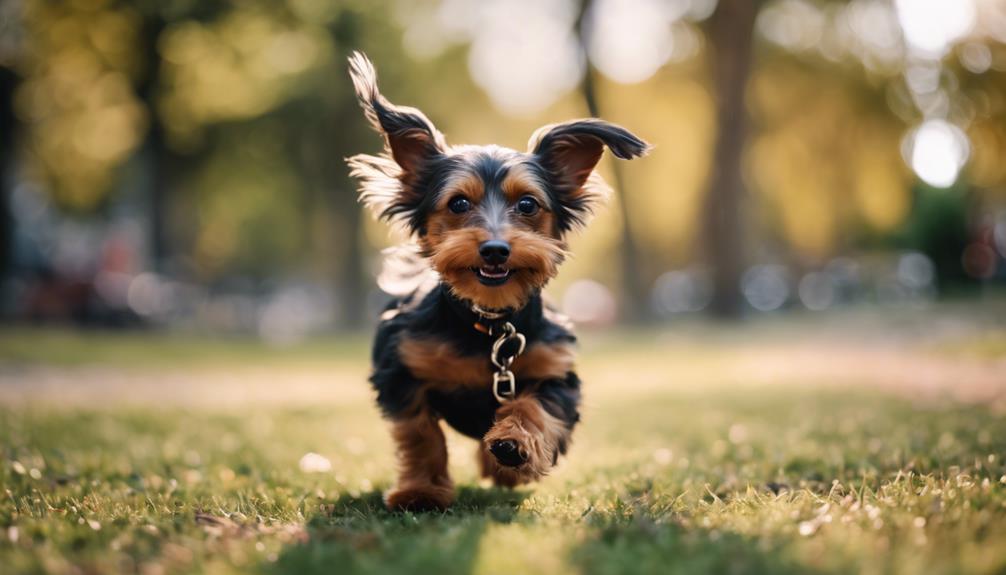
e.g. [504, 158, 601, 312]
[298, 452, 332, 473]
[685, 0, 718, 21]
[10, 183, 50, 224]
[994, 213, 1006, 259]
[728, 423, 748, 444]
[257, 284, 334, 346]
[127, 273, 172, 317]
[895, 0, 976, 58]
[756, 0, 825, 53]
[979, 1, 1006, 44]
[94, 272, 132, 308]
[587, 0, 674, 84]
[653, 448, 673, 466]
[651, 269, 712, 315]
[896, 251, 935, 290]
[876, 259, 934, 304]
[905, 119, 970, 188]
[904, 63, 941, 95]
[823, 257, 863, 303]
[797, 272, 836, 311]
[961, 243, 996, 279]
[959, 42, 992, 74]
[265, 31, 321, 75]
[741, 265, 790, 312]
[845, 0, 903, 67]
[562, 279, 617, 325]
[53, 223, 102, 279]
[467, 0, 583, 116]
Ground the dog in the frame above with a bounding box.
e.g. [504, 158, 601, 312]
[346, 52, 649, 511]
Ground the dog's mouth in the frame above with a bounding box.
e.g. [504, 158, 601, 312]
[472, 265, 513, 286]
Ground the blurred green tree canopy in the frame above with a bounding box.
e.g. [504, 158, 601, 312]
[1, 0, 1004, 322]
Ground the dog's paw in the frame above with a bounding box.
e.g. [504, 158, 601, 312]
[482, 431, 553, 486]
[489, 439, 527, 467]
[385, 485, 454, 512]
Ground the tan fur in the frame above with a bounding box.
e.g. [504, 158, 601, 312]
[424, 226, 566, 310]
[436, 171, 486, 207]
[501, 164, 549, 206]
[399, 336, 576, 389]
[481, 396, 571, 486]
[385, 412, 454, 511]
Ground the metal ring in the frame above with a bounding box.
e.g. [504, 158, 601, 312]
[491, 330, 526, 369]
[492, 331, 527, 367]
[493, 370, 516, 403]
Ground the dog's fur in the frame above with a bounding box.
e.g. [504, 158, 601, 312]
[347, 52, 649, 511]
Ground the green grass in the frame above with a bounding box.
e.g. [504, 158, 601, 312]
[2, 320, 1006, 574]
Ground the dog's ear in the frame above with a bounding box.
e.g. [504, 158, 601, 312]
[348, 51, 445, 177]
[528, 119, 649, 230]
[347, 52, 447, 228]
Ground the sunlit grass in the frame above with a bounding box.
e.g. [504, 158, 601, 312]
[1, 320, 1005, 574]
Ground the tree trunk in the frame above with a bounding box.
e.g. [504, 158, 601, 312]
[136, 13, 169, 273]
[576, 0, 649, 323]
[703, 0, 758, 318]
[325, 108, 366, 329]
[0, 66, 16, 286]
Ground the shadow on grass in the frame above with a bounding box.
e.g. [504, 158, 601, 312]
[569, 520, 836, 575]
[270, 486, 528, 575]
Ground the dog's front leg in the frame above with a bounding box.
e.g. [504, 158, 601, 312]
[385, 410, 454, 511]
[481, 395, 572, 487]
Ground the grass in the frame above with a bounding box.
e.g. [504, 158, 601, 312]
[1, 313, 1005, 575]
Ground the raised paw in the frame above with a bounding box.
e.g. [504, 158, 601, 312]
[385, 485, 454, 512]
[482, 426, 552, 486]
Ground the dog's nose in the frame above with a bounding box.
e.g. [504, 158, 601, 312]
[489, 440, 526, 467]
[479, 240, 510, 265]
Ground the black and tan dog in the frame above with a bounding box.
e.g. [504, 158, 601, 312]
[347, 52, 648, 511]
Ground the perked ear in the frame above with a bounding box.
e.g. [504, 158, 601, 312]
[347, 51, 446, 177]
[528, 119, 650, 230]
[346, 52, 446, 226]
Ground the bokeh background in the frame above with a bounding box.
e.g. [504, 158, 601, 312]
[0, 0, 1004, 338]
[3, 4, 1006, 574]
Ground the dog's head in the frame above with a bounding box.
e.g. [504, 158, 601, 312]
[347, 52, 649, 310]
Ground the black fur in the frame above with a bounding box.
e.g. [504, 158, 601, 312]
[370, 284, 581, 446]
[530, 119, 651, 232]
[346, 54, 650, 237]
[347, 52, 649, 482]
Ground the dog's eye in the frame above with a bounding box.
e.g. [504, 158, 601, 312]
[516, 196, 539, 216]
[448, 197, 471, 214]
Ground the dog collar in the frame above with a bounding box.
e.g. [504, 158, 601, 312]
[441, 289, 527, 402]
[470, 304, 510, 335]
[470, 304, 527, 402]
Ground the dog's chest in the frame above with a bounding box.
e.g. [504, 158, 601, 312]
[397, 334, 576, 391]
[395, 332, 576, 438]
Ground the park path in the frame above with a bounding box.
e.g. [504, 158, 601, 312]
[2, 319, 1003, 410]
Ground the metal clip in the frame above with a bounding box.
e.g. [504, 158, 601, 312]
[493, 370, 516, 403]
[489, 321, 525, 403]
[491, 322, 526, 370]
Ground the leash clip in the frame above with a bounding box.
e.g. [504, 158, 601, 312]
[490, 321, 525, 403]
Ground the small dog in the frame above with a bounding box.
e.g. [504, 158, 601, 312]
[347, 52, 648, 511]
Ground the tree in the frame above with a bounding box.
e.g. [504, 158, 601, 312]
[576, 0, 650, 322]
[0, 66, 16, 285]
[702, 0, 760, 318]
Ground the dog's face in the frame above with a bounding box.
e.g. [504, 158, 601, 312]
[347, 53, 649, 310]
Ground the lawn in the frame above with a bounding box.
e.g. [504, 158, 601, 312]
[1, 305, 1005, 574]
